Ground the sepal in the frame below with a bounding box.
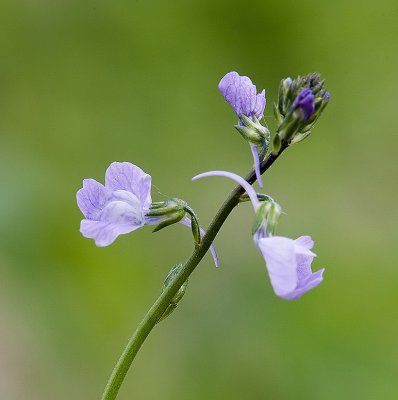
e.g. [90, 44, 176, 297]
[252, 199, 282, 237]
[252, 202, 272, 236]
[235, 114, 270, 151]
[265, 202, 282, 236]
[147, 198, 201, 247]
[272, 133, 282, 154]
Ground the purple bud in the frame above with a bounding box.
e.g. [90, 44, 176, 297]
[292, 88, 315, 121]
[218, 71, 266, 119]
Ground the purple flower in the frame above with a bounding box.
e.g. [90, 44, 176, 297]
[219, 72, 267, 187]
[292, 88, 315, 121]
[77, 162, 219, 266]
[192, 170, 324, 300]
[219, 71, 266, 119]
[256, 235, 324, 300]
[77, 162, 152, 247]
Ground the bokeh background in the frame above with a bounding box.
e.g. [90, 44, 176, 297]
[1, 0, 397, 399]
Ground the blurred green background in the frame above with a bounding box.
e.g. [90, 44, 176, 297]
[1, 0, 397, 399]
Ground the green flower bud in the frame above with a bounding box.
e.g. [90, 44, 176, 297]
[274, 72, 330, 146]
[159, 264, 188, 322]
[265, 202, 282, 236]
[235, 114, 270, 148]
[252, 199, 282, 237]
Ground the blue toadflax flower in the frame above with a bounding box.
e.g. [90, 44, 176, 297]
[192, 170, 324, 300]
[219, 71, 267, 187]
[218, 71, 266, 119]
[256, 235, 324, 300]
[77, 162, 218, 266]
[77, 162, 152, 247]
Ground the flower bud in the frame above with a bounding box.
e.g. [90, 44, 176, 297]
[252, 201, 272, 236]
[252, 200, 282, 237]
[235, 114, 270, 147]
[159, 264, 188, 322]
[292, 88, 315, 121]
[277, 77, 293, 117]
[274, 72, 330, 145]
[265, 202, 282, 236]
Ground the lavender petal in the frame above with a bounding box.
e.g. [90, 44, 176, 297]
[257, 236, 298, 297]
[105, 162, 152, 210]
[80, 219, 143, 247]
[76, 179, 108, 220]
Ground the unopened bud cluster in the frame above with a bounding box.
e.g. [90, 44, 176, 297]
[273, 73, 330, 148]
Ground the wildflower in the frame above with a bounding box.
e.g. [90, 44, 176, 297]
[192, 170, 324, 299]
[77, 162, 218, 266]
[77, 162, 152, 247]
[256, 235, 324, 300]
[219, 71, 268, 187]
[218, 71, 266, 120]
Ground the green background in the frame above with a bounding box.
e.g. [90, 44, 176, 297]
[1, 0, 397, 399]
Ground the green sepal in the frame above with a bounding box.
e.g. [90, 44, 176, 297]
[152, 210, 185, 232]
[273, 102, 283, 125]
[265, 202, 282, 236]
[183, 204, 201, 247]
[272, 133, 282, 154]
[147, 198, 185, 217]
[290, 130, 312, 145]
[190, 215, 201, 247]
[234, 124, 263, 145]
[235, 115, 270, 147]
[148, 198, 202, 248]
[278, 111, 301, 142]
[252, 202, 271, 236]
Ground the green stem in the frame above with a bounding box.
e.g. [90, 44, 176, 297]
[101, 145, 287, 400]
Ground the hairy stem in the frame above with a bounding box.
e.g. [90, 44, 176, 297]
[101, 145, 287, 400]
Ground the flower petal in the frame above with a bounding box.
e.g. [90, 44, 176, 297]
[100, 195, 144, 226]
[257, 236, 298, 297]
[295, 252, 315, 280]
[76, 179, 108, 220]
[105, 162, 152, 210]
[80, 219, 143, 247]
[295, 235, 314, 250]
[219, 72, 263, 118]
[238, 76, 256, 116]
[253, 89, 266, 119]
[282, 269, 324, 300]
[219, 71, 240, 114]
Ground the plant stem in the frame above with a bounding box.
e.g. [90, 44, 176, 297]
[101, 145, 287, 400]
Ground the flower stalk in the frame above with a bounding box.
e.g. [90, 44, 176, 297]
[100, 144, 287, 400]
